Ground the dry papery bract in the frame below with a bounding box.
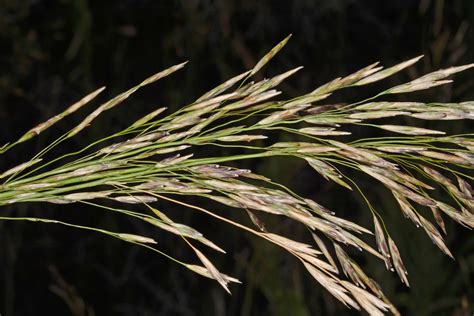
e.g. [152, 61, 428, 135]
[0, 36, 473, 315]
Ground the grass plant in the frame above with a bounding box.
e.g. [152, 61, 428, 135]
[1, 36, 473, 315]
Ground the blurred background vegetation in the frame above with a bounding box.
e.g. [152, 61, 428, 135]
[0, 0, 473, 315]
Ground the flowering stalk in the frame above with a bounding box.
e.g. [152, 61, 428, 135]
[1, 36, 473, 315]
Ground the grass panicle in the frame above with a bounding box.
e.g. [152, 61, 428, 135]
[1, 37, 473, 315]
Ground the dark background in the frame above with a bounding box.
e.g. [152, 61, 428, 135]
[1, 0, 473, 315]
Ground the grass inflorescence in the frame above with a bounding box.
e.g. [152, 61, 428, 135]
[1, 36, 473, 315]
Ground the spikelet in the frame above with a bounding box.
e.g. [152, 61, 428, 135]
[196, 72, 250, 102]
[117, 233, 157, 244]
[355, 101, 425, 111]
[17, 87, 105, 143]
[68, 62, 187, 137]
[341, 281, 389, 316]
[373, 216, 392, 270]
[418, 216, 453, 258]
[319, 212, 372, 235]
[420, 150, 472, 165]
[348, 110, 409, 120]
[334, 244, 365, 287]
[377, 125, 445, 135]
[311, 233, 338, 272]
[217, 135, 267, 142]
[222, 90, 281, 111]
[456, 176, 473, 199]
[376, 145, 427, 153]
[135, 145, 190, 159]
[0, 158, 43, 179]
[410, 111, 448, 120]
[329, 140, 398, 169]
[305, 157, 352, 190]
[144, 217, 225, 253]
[360, 165, 434, 207]
[282, 93, 331, 109]
[250, 66, 303, 95]
[311, 62, 381, 95]
[250, 34, 292, 76]
[256, 104, 309, 125]
[302, 261, 360, 309]
[190, 164, 250, 178]
[388, 237, 409, 286]
[185, 264, 241, 284]
[245, 209, 267, 232]
[203, 179, 259, 192]
[187, 93, 239, 112]
[263, 233, 320, 256]
[156, 131, 194, 143]
[392, 191, 422, 228]
[129, 107, 167, 129]
[17, 182, 57, 190]
[298, 127, 351, 136]
[63, 191, 111, 201]
[354, 55, 423, 86]
[113, 195, 157, 204]
[430, 206, 447, 234]
[436, 201, 473, 228]
[207, 195, 244, 208]
[100, 141, 153, 154]
[155, 154, 194, 168]
[192, 247, 231, 294]
[130, 132, 168, 143]
[387, 80, 453, 94]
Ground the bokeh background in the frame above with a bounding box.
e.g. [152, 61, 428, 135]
[1, 0, 473, 315]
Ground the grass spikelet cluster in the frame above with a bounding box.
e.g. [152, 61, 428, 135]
[1, 36, 473, 314]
